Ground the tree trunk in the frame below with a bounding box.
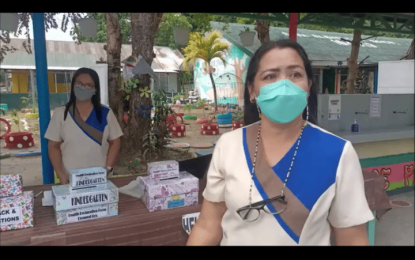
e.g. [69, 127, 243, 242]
[345, 29, 362, 94]
[127, 13, 164, 155]
[104, 13, 126, 147]
[405, 37, 414, 60]
[255, 13, 270, 44]
[208, 72, 218, 112]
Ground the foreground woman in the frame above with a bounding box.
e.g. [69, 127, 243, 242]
[187, 40, 373, 246]
[45, 68, 123, 184]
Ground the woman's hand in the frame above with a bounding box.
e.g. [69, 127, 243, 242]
[186, 199, 227, 246]
[48, 140, 68, 184]
[57, 171, 69, 185]
[106, 138, 121, 169]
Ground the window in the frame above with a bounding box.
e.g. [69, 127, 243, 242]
[154, 72, 168, 90]
[56, 73, 71, 84]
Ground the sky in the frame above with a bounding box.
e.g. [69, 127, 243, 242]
[10, 13, 82, 41]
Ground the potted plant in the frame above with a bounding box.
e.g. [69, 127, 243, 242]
[4, 110, 34, 149]
[195, 99, 212, 124]
[232, 109, 244, 130]
[183, 104, 197, 120]
[21, 97, 39, 118]
[239, 26, 256, 47]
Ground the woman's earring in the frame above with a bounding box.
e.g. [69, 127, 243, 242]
[306, 105, 309, 122]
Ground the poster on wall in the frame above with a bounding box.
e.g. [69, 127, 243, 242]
[328, 95, 341, 120]
[369, 95, 382, 118]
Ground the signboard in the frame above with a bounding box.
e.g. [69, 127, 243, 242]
[328, 94, 341, 120]
[369, 95, 382, 118]
[182, 212, 200, 235]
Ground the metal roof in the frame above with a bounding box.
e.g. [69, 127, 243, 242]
[0, 38, 184, 72]
[211, 22, 413, 66]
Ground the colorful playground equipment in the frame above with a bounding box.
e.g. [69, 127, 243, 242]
[166, 113, 186, 137]
[200, 123, 219, 135]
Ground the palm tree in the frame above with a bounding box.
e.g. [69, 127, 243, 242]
[182, 30, 230, 112]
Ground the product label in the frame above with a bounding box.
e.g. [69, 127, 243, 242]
[70, 168, 107, 188]
[168, 199, 184, 208]
[0, 207, 22, 226]
[66, 204, 108, 223]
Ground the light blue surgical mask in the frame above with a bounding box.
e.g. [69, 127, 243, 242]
[256, 79, 307, 124]
[74, 86, 95, 101]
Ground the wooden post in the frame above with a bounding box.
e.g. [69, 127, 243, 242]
[289, 13, 298, 41]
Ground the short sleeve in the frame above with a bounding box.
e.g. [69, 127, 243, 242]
[107, 109, 123, 141]
[44, 107, 64, 142]
[328, 141, 374, 228]
[202, 136, 226, 202]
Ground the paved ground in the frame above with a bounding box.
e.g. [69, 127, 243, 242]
[375, 190, 414, 246]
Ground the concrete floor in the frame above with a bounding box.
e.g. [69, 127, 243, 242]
[375, 190, 414, 246]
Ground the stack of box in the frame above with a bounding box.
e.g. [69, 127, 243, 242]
[139, 161, 199, 212]
[51, 167, 119, 226]
[0, 174, 34, 232]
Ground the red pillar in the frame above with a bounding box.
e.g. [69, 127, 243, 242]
[289, 13, 298, 41]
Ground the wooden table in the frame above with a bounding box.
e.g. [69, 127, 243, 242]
[0, 176, 207, 246]
[1, 171, 390, 246]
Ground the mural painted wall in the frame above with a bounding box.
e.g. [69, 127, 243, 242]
[194, 43, 250, 106]
[360, 153, 414, 191]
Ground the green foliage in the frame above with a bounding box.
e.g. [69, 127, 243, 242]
[0, 70, 5, 83]
[232, 108, 244, 122]
[139, 86, 151, 98]
[121, 158, 141, 168]
[155, 13, 193, 50]
[153, 89, 168, 108]
[183, 104, 193, 115]
[196, 98, 208, 118]
[143, 89, 174, 161]
[236, 17, 256, 25]
[182, 31, 230, 72]
[10, 109, 21, 132]
[121, 78, 139, 101]
[172, 94, 184, 104]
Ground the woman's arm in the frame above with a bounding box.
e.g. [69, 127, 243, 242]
[333, 224, 369, 246]
[106, 137, 121, 168]
[186, 199, 227, 246]
[327, 142, 374, 245]
[48, 140, 68, 184]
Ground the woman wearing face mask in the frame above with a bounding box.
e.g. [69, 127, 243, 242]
[187, 40, 373, 246]
[45, 68, 123, 184]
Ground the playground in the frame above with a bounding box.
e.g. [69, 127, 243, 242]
[0, 107, 232, 186]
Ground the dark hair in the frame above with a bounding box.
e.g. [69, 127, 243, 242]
[244, 39, 318, 125]
[64, 67, 103, 123]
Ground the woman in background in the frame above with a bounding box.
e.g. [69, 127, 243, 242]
[45, 67, 123, 184]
